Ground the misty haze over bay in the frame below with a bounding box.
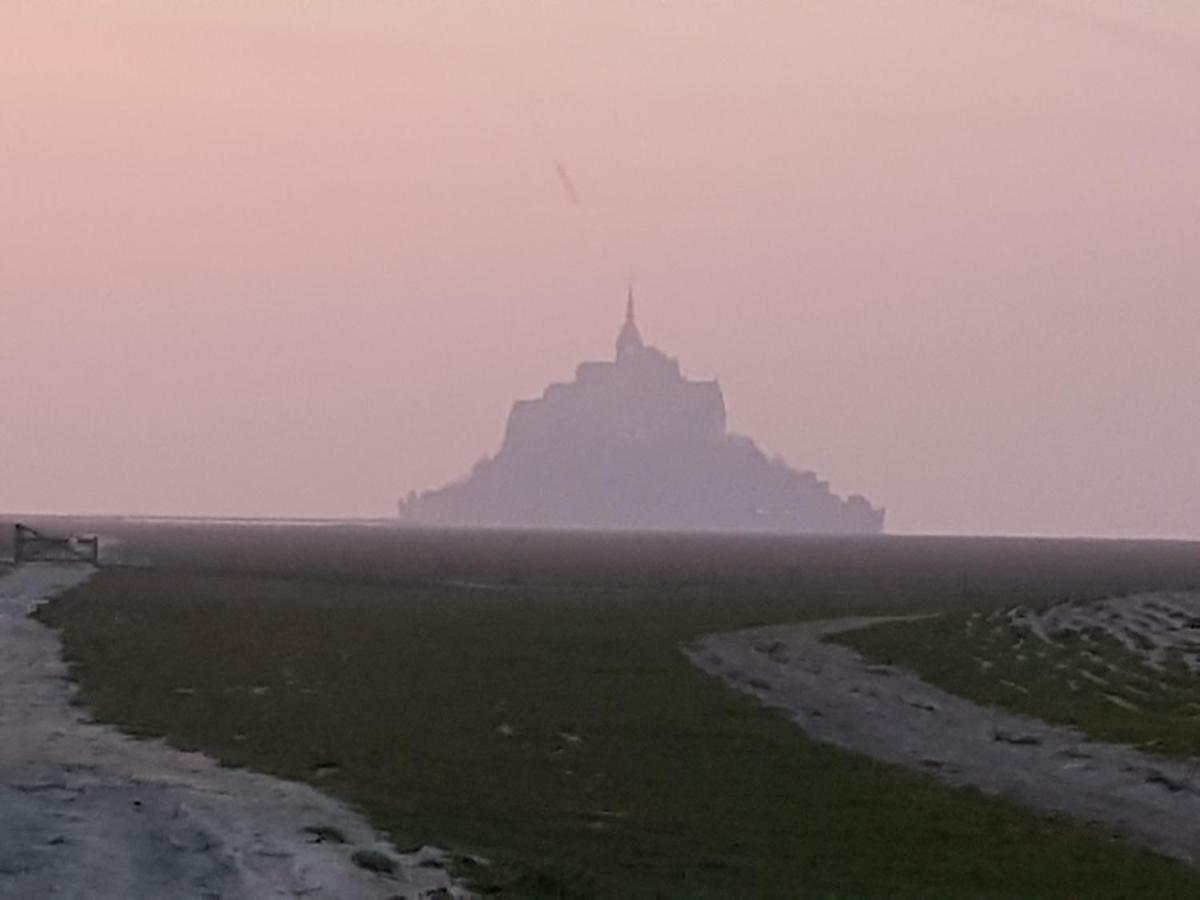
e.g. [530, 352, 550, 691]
[2, 2, 1198, 538]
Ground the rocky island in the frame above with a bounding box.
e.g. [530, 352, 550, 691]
[399, 296, 884, 533]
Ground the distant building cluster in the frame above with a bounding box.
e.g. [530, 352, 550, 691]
[398, 295, 884, 533]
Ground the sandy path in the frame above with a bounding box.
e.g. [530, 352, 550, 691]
[0, 563, 466, 899]
[688, 617, 1200, 864]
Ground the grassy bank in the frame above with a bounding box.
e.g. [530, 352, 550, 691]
[34, 566, 1200, 896]
[840, 602, 1200, 761]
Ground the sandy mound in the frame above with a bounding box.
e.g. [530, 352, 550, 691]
[1011, 592, 1200, 672]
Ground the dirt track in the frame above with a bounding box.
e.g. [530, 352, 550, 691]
[689, 615, 1200, 865]
[0, 564, 465, 899]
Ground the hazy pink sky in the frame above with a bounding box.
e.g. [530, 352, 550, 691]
[3, 1, 1198, 537]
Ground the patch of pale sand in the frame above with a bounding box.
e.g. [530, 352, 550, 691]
[1104, 694, 1141, 712]
[0, 563, 469, 900]
[688, 616, 1200, 865]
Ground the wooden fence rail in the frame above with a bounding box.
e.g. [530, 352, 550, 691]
[13, 523, 99, 565]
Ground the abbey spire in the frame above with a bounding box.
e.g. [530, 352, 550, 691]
[615, 284, 644, 358]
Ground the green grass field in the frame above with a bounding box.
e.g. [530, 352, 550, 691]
[839, 602, 1200, 762]
[34, 564, 1200, 897]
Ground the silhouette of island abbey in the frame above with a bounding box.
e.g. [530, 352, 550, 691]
[398, 294, 884, 533]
